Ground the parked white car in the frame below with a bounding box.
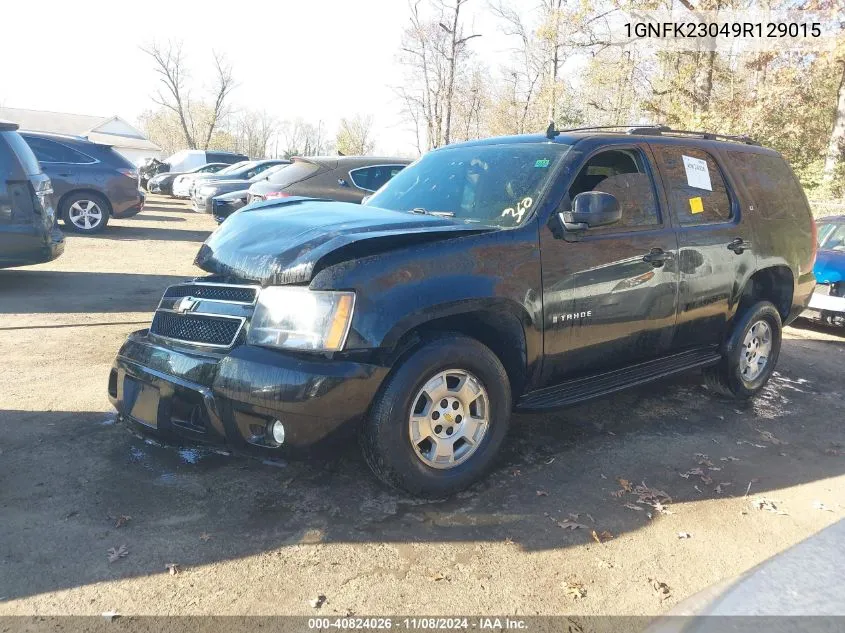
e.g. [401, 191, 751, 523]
[172, 161, 250, 198]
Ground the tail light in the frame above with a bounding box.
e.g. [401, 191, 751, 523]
[118, 168, 139, 180]
[264, 191, 292, 200]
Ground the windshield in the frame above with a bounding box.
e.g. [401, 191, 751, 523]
[249, 164, 287, 183]
[365, 143, 570, 227]
[819, 223, 845, 251]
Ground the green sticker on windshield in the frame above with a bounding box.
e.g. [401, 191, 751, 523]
[535, 159, 550, 168]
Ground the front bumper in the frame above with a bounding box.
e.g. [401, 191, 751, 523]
[192, 195, 213, 214]
[108, 331, 388, 453]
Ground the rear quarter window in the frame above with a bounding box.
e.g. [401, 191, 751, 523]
[725, 151, 809, 220]
[268, 162, 320, 187]
[652, 145, 733, 226]
[1, 131, 42, 177]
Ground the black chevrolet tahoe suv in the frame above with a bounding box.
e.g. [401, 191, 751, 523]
[0, 120, 64, 268]
[109, 125, 815, 497]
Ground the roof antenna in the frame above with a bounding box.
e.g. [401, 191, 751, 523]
[545, 121, 557, 139]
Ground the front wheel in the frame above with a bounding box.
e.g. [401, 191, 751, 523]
[361, 334, 512, 497]
[704, 300, 782, 398]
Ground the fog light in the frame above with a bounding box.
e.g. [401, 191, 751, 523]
[270, 420, 286, 445]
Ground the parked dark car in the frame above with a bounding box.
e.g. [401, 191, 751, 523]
[210, 189, 250, 221]
[109, 125, 815, 497]
[147, 163, 229, 196]
[803, 215, 844, 326]
[0, 121, 64, 268]
[21, 132, 144, 234]
[247, 156, 410, 206]
[191, 160, 290, 213]
[140, 150, 248, 189]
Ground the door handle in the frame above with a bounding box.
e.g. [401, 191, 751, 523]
[727, 238, 751, 254]
[643, 248, 672, 267]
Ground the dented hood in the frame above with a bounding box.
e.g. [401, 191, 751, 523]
[194, 198, 495, 285]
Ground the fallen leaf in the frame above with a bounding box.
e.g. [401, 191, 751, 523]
[677, 531, 692, 539]
[564, 582, 586, 600]
[700, 474, 713, 485]
[600, 473, 608, 480]
[599, 530, 613, 540]
[591, 530, 602, 544]
[166, 563, 181, 576]
[757, 429, 787, 445]
[617, 478, 633, 492]
[715, 482, 733, 494]
[753, 497, 788, 515]
[309, 595, 327, 609]
[199, 532, 213, 542]
[511, 469, 522, 477]
[634, 482, 672, 505]
[650, 578, 671, 598]
[107, 545, 128, 563]
[624, 503, 644, 512]
[694, 454, 713, 467]
[586, 514, 595, 523]
[544, 457, 556, 465]
[813, 501, 834, 512]
[568, 512, 581, 520]
[610, 489, 626, 498]
[694, 485, 703, 494]
[557, 519, 588, 530]
[114, 515, 131, 529]
[720, 456, 740, 462]
[737, 439, 767, 449]
[651, 501, 674, 515]
[536, 490, 549, 497]
[709, 467, 722, 471]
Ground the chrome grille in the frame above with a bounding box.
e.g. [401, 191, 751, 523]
[150, 312, 243, 347]
[150, 281, 259, 349]
[164, 284, 257, 304]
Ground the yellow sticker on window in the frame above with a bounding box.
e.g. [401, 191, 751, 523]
[689, 197, 704, 214]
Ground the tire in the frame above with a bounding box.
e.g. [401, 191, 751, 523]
[361, 333, 512, 498]
[704, 301, 782, 398]
[61, 192, 110, 234]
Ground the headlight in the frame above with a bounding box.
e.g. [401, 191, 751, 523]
[248, 287, 355, 352]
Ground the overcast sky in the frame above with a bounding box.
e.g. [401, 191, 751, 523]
[0, 0, 541, 156]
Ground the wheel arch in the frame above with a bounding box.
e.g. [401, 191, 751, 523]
[380, 301, 535, 398]
[58, 188, 113, 216]
[735, 265, 794, 323]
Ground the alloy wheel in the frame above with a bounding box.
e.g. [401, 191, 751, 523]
[68, 200, 104, 231]
[739, 319, 772, 381]
[408, 369, 490, 469]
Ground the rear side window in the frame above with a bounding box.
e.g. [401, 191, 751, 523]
[652, 145, 732, 226]
[1, 131, 42, 176]
[268, 161, 320, 187]
[349, 165, 406, 192]
[24, 136, 95, 164]
[725, 151, 809, 221]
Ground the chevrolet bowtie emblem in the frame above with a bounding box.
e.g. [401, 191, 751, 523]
[175, 296, 199, 314]
[444, 413, 454, 423]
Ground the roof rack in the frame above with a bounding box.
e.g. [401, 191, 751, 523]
[545, 122, 758, 145]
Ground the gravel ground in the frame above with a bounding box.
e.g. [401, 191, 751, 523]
[1, 195, 844, 618]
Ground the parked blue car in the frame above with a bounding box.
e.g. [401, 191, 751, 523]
[805, 215, 845, 326]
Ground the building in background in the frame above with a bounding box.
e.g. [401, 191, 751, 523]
[0, 106, 161, 166]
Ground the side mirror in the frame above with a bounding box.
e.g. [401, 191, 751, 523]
[560, 191, 621, 230]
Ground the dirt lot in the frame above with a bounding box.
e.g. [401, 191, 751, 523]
[1, 195, 844, 618]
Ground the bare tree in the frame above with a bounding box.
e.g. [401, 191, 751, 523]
[337, 114, 376, 155]
[439, 0, 481, 144]
[143, 41, 196, 148]
[236, 110, 277, 158]
[398, 0, 481, 149]
[202, 52, 236, 149]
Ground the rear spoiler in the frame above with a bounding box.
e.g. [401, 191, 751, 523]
[0, 119, 19, 131]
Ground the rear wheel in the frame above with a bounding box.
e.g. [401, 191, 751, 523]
[704, 301, 782, 398]
[61, 192, 110, 233]
[361, 334, 511, 497]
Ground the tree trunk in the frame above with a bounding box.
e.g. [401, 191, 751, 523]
[444, 0, 464, 146]
[824, 60, 845, 181]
